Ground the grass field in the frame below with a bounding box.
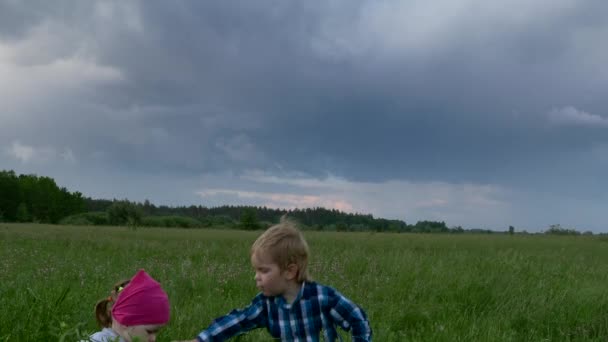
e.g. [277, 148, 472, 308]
[2, 223, 608, 341]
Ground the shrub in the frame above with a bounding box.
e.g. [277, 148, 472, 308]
[16, 203, 31, 222]
[140, 215, 203, 228]
[107, 201, 142, 227]
[544, 224, 581, 236]
[59, 212, 109, 226]
[239, 208, 260, 230]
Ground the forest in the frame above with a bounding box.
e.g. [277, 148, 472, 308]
[0, 169, 567, 234]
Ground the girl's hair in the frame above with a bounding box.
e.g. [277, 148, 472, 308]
[94, 279, 130, 328]
[251, 217, 311, 282]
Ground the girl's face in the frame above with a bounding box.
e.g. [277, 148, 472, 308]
[126, 324, 165, 342]
[113, 322, 165, 342]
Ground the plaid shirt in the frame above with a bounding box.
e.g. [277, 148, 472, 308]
[197, 281, 372, 341]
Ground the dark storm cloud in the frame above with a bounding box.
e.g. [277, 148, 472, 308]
[2, 0, 607, 230]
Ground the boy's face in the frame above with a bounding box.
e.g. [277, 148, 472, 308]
[251, 251, 294, 297]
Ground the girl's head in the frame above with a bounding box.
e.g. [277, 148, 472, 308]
[95, 278, 130, 328]
[111, 269, 171, 341]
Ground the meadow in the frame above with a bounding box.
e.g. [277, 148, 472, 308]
[1, 223, 608, 341]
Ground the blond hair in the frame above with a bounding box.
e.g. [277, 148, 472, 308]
[251, 219, 311, 282]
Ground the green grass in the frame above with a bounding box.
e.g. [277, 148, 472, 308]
[2, 223, 608, 341]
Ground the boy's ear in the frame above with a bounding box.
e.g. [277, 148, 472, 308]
[285, 263, 298, 280]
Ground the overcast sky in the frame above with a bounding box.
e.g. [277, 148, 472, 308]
[1, 1, 607, 232]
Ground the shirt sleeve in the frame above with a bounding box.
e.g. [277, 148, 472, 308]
[327, 288, 372, 342]
[197, 294, 267, 342]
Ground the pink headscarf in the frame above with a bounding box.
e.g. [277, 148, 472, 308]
[111, 269, 170, 326]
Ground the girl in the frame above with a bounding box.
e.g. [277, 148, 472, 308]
[88, 269, 170, 342]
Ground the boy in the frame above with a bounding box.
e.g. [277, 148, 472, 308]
[180, 220, 372, 341]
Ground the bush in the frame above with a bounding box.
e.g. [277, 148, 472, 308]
[16, 203, 31, 223]
[107, 201, 142, 227]
[239, 208, 261, 230]
[140, 215, 203, 228]
[544, 224, 580, 236]
[59, 212, 109, 226]
[201, 215, 235, 228]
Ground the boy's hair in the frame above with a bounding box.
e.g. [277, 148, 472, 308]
[94, 278, 130, 328]
[251, 218, 311, 282]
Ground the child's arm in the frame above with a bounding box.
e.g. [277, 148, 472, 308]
[192, 294, 267, 342]
[328, 289, 372, 342]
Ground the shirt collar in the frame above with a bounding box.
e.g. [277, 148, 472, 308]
[276, 281, 307, 309]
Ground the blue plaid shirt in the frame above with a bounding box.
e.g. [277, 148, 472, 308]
[197, 281, 372, 341]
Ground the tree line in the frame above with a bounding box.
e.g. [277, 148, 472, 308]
[1, 170, 592, 234]
[0, 170, 86, 223]
[80, 197, 472, 233]
[1, 169, 462, 232]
